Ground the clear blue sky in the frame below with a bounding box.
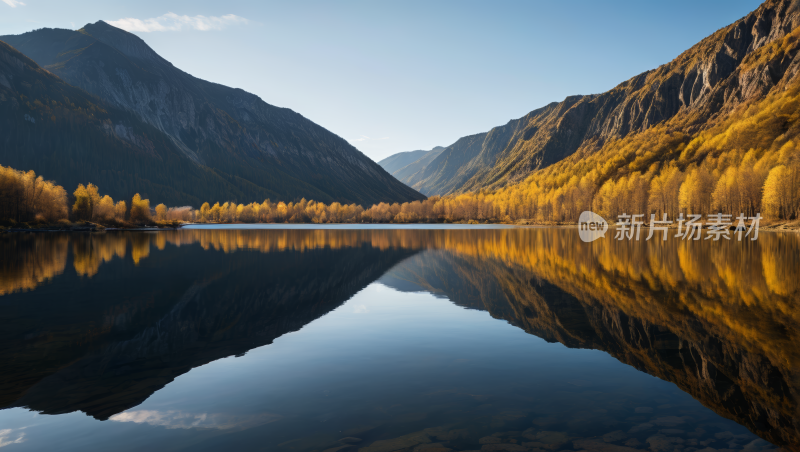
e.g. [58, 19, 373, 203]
[1, 0, 763, 162]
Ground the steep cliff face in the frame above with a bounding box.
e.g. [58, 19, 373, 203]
[385, 0, 800, 196]
[0, 22, 425, 205]
[0, 41, 253, 206]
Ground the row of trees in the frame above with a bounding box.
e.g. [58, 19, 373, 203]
[183, 86, 800, 224]
[0, 165, 68, 223]
[2, 121, 799, 227]
[71, 183, 154, 224]
[509, 144, 800, 224]
[181, 152, 797, 225]
[2, 157, 798, 227]
[0, 165, 162, 226]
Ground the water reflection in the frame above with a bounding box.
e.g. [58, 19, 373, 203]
[0, 228, 798, 450]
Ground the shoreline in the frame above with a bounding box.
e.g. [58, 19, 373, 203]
[3, 220, 798, 233]
[0, 221, 185, 233]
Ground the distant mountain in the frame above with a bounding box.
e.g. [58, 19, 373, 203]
[377, 146, 444, 193]
[378, 149, 430, 174]
[382, 0, 800, 196]
[0, 22, 424, 206]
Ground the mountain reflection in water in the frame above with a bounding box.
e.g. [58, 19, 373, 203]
[0, 228, 797, 451]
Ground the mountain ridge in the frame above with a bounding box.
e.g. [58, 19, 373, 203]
[377, 146, 445, 189]
[0, 21, 425, 206]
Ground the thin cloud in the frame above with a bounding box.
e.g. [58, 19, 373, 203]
[106, 12, 247, 32]
[2, 0, 25, 8]
[109, 410, 279, 430]
[0, 428, 26, 448]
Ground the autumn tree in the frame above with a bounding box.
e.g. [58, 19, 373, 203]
[130, 194, 151, 223]
[95, 195, 115, 221]
[0, 165, 67, 222]
[763, 164, 800, 219]
[155, 203, 167, 221]
[679, 166, 715, 214]
[114, 200, 127, 221]
[72, 184, 93, 221]
[199, 202, 211, 222]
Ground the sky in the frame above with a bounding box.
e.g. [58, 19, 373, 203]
[1, 0, 764, 162]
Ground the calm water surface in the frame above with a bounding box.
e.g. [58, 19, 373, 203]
[0, 226, 798, 451]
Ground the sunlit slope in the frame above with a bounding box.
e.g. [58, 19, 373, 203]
[390, 0, 800, 197]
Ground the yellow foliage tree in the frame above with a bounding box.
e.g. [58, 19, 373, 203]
[155, 203, 167, 221]
[130, 194, 151, 224]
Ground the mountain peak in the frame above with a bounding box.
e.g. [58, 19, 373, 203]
[0, 22, 426, 206]
[80, 20, 162, 62]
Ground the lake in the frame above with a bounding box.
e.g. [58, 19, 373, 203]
[0, 226, 798, 452]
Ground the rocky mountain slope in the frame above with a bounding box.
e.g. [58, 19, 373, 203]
[384, 0, 800, 196]
[0, 22, 424, 206]
[0, 40, 241, 206]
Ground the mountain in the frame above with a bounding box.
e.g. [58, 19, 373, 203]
[0, 22, 424, 206]
[378, 146, 445, 192]
[0, 40, 235, 207]
[382, 0, 800, 196]
[378, 149, 430, 174]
